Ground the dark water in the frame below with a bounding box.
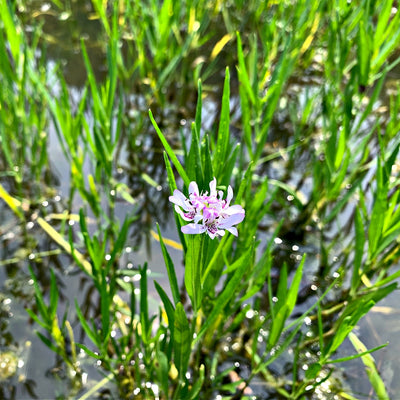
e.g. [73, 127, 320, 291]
[1, 1, 399, 399]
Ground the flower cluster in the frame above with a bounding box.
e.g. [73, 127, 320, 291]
[169, 178, 245, 239]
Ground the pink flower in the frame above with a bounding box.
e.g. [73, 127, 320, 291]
[169, 178, 245, 239]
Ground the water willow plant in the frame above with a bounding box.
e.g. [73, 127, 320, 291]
[147, 64, 399, 398]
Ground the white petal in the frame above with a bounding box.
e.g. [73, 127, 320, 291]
[181, 223, 206, 235]
[224, 204, 245, 215]
[226, 226, 238, 236]
[226, 186, 233, 206]
[209, 177, 217, 197]
[174, 205, 193, 221]
[189, 181, 199, 196]
[219, 212, 245, 228]
[206, 230, 216, 239]
[169, 190, 188, 209]
[194, 214, 203, 223]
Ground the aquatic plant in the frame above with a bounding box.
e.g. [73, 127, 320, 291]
[1, 0, 400, 399]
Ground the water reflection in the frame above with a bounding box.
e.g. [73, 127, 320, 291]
[18, 0, 106, 87]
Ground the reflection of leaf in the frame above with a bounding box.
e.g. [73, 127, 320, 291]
[0, 183, 24, 220]
[150, 229, 183, 251]
[37, 217, 92, 275]
[210, 33, 233, 61]
[371, 306, 399, 315]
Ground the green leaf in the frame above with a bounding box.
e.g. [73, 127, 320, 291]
[26, 309, 49, 331]
[305, 362, 322, 380]
[201, 134, 214, 185]
[236, 31, 256, 105]
[275, 262, 288, 313]
[329, 342, 387, 364]
[156, 224, 180, 305]
[164, 152, 187, 253]
[187, 122, 203, 187]
[334, 129, 347, 170]
[374, 0, 394, 49]
[286, 254, 305, 314]
[76, 343, 102, 360]
[0, 2, 22, 61]
[100, 269, 110, 342]
[150, 110, 190, 187]
[214, 67, 231, 178]
[351, 207, 365, 295]
[173, 303, 191, 379]
[368, 157, 388, 260]
[28, 266, 48, 321]
[323, 176, 362, 224]
[268, 253, 305, 348]
[140, 263, 150, 344]
[154, 281, 175, 334]
[75, 300, 99, 347]
[195, 79, 202, 137]
[195, 244, 254, 344]
[269, 179, 306, 208]
[221, 143, 240, 188]
[348, 333, 389, 400]
[106, 216, 131, 272]
[184, 235, 204, 312]
[155, 347, 170, 397]
[357, 17, 371, 86]
[49, 269, 59, 319]
[324, 283, 396, 357]
[36, 331, 61, 356]
[184, 364, 205, 400]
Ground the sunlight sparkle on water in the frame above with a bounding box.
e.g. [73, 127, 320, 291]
[26, 222, 34, 230]
[232, 342, 241, 350]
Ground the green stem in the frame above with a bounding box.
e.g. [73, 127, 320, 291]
[185, 233, 208, 314]
[201, 234, 232, 285]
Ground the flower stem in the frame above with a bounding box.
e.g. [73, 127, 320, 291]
[185, 234, 205, 313]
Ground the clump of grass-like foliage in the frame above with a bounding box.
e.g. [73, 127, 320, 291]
[1, 0, 400, 399]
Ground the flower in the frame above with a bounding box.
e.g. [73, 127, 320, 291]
[169, 178, 245, 239]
